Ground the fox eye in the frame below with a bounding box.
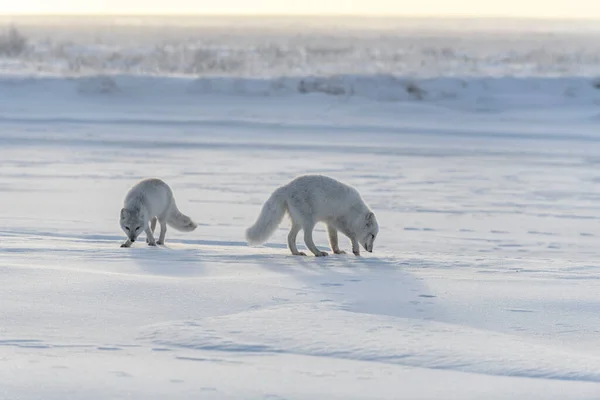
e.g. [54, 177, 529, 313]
[125, 227, 130, 231]
[135, 226, 141, 231]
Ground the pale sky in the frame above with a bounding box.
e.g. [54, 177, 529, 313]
[1, 0, 600, 19]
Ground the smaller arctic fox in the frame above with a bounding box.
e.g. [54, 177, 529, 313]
[246, 175, 379, 256]
[119, 178, 197, 248]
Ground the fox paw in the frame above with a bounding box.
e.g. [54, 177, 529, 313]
[120, 243, 130, 248]
[156, 240, 164, 245]
[315, 251, 328, 257]
[147, 241, 157, 247]
[353, 251, 361, 256]
[333, 249, 346, 254]
[292, 251, 307, 256]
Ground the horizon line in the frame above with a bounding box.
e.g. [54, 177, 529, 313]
[1, 13, 600, 21]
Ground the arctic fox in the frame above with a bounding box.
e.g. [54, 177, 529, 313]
[119, 178, 197, 248]
[246, 175, 379, 256]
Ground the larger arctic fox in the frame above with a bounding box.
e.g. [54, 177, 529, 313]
[119, 178, 197, 248]
[246, 175, 379, 256]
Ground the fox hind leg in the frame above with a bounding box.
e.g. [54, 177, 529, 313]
[157, 217, 167, 245]
[288, 222, 305, 256]
[303, 223, 327, 257]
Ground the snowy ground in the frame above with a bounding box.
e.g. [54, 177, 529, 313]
[1, 82, 600, 399]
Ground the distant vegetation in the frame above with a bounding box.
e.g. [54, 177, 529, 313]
[0, 26, 27, 57]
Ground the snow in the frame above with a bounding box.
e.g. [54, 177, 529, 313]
[1, 78, 600, 398]
[3, 74, 600, 110]
[2, 16, 600, 399]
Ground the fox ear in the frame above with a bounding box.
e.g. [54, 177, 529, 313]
[120, 208, 128, 219]
[365, 212, 375, 226]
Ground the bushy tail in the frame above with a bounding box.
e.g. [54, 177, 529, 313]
[246, 188, 287, 245]
[167, 203, 198, 232]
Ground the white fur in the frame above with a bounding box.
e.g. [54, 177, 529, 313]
[119, 178, 197, 248]
[246, 175, 379, 256]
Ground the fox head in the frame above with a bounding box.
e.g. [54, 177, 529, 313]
[360, 211, 379, 253]
[120, 208, 145, 243]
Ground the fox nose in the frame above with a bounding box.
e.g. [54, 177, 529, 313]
[130, 237, 136, 242]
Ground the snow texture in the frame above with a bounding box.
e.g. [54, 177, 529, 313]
[1, 16, 600, 400]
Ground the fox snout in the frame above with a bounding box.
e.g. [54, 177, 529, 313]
[363, 236, 375, 253]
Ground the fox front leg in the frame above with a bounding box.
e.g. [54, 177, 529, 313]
[147, 217, 158, 244]
[120, 238, 133, 248]
[327, 225, 345, 254]
[351, 238, 360, 256]
[145, 225, 157, 246]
